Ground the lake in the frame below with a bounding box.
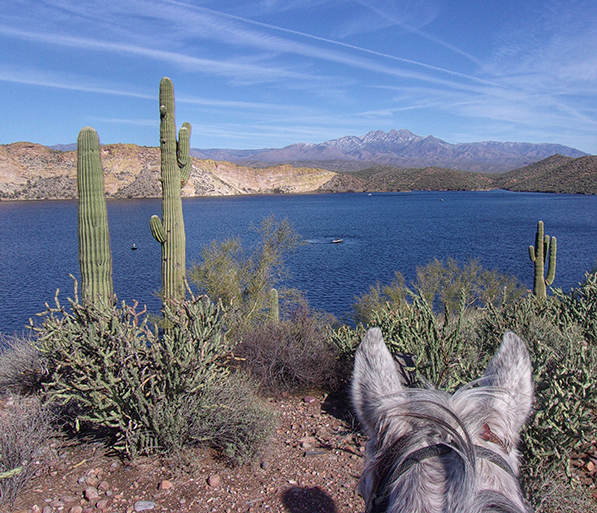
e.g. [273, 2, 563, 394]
[1, 190, 596, 335]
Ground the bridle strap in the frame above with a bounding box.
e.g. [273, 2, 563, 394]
[365, 443, 516, 513]
[474, 445, 517, 479]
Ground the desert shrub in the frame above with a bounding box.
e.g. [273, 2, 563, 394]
[0, 335, 46, 394]
[353, 257, 525, 324]
[186, 374, 276, 464]
[476, 295, 597, 505]
[0, 397, 55, 508]
[190, 216, 303, 337]
[366, 290, 482, 391]
[234, 305, 346, 395]
[32, 292, 274, 461]
[33, 295, 157, 455]
[350, 283, 597, 511]
[552, 271, 597, 345]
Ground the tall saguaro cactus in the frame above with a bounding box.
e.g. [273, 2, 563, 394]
[77, 127, 114, 305]
[150, 78, 191, 303]
[529, 220, 557, 299]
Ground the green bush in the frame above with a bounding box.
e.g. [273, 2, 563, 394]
[367, 291, 480, 391]
[552, 271, 597, 345]
[345, 276, 597, 512]
[32, 291, 275, 462]
[190, 216, 303, 337]
[353, 257, 525, 324]
[478, 296, 597, 493]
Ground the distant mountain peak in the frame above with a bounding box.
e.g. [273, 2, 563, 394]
[48, 129, 589, 174]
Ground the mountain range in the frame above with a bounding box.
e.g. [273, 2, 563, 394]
[188, 129, 588, 173]
[2, 141, 596, 200]
[50, 129, 588, 174]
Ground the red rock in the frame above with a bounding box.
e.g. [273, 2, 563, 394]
[207, 474, 221, 487]
[95, 499, 110, 510]
[158, 480, 174, 490]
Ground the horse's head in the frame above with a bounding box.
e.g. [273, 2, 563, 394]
[352, 328, 534, 513]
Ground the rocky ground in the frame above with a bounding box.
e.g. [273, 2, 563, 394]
[4, 391, 597, 513]
[5, 393, 367, 513]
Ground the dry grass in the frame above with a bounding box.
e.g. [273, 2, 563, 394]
[0, 396, 56, 508]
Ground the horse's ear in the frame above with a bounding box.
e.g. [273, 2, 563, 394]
[481, 332, 534, 440]
[352, 328, 404, 433]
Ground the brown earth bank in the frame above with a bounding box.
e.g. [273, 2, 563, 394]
[2, 143, 597, 200]
[0, 143, 335, 200]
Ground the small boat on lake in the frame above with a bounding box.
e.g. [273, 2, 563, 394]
[332, 239, 344, 244]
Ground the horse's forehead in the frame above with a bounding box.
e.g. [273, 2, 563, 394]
[381, 389, 486, 432]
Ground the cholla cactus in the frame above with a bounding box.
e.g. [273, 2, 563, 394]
[77, 127, 114, 306]
[529, 220, 557, 299]
[150, 78, 191, 303]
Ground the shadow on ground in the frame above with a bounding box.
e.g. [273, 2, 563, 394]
[282, 486, 338, 513]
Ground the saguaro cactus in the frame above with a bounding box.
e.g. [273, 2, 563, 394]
[150, 78, 191, 303]
[269, 288, 279, 323]
[77, 127, 114, 305]
[529, 220, 557, 299]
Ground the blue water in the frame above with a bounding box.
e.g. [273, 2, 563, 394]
[1, 191, 596, 334]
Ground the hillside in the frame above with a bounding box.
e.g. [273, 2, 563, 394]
[322, 154, 597, 195]
[344, 165, 495, 192]
[0, 143, 335, 200]
[494, 154, 597, 194]
[1, 144, 596, 200]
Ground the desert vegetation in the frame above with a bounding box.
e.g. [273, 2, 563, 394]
[2, 254, 597, 511]
[1, 77, 595, 512]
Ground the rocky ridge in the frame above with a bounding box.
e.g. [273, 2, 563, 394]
[0, 143, 336, 200]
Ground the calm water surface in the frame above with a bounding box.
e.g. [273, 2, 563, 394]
[1, 191, 596, 334]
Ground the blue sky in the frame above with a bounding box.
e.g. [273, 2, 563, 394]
[1, 0, 596, 153]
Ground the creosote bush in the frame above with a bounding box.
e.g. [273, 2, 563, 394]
[234, 305, 347, 395]
[32, 290, 275, 462]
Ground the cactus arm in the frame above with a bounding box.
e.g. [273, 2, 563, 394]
[178, 122, 192, 187]
[545, 237, 557, 286]
[150, 215, 167, 243]
[77, 127, 114, 306]
[528, 245, 536, 262]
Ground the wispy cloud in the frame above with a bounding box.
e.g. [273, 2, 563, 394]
[0, 0, 595, 151]
[0, 65, 154, 99]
